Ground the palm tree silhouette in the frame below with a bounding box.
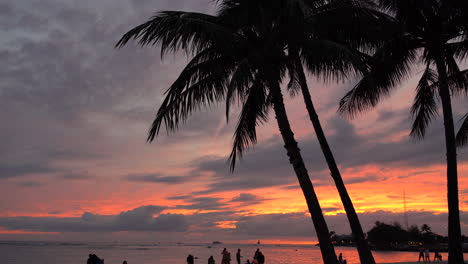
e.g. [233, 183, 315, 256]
[339, 0, 467, 262]
[217, 1, 398, 262]
[116, 7, 340, 263]
[217, 1, 385, 263]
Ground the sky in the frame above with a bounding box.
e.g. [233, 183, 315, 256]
[0, 0, 467, 244]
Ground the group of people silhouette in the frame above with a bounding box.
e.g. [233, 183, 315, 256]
[86, 254, 128, 264]
[188, 248, 265, 264]
[418, 248, 443, 262]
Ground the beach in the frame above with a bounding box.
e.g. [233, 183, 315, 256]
[1, 241, 467, 264]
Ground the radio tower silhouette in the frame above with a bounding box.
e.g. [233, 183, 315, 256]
[403, 189, 409, 230]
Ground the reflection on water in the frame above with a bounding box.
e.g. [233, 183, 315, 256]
[1, 242, 466, 264]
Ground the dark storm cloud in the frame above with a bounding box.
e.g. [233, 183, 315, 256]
[48, 211, 62, 215]
[16, 181, 46, 188]
[234, 213, 316, 237]
[192, 138, 322, 194]
[58, 173, 93, 180]
[176, 197, 228, 211]
[0, 204, 466, 237]
[322, 207, 341, 212]
[229, 193, 270, 206]
[0, 205, 188, 233]
[0, 0, 219, 182]
[344, 175, 383, 184]
[0, 164, 53, 179]
[281, 185, 301, 190]
[165, 193, 269, 211]
[192, 115, 454, 194]
[124, 173, 191, 184]
[230, 193, 266, 203]
[167, 195, 193, 200]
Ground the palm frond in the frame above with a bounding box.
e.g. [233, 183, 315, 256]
[425, 68, 468, 97]
[147, 51, 234, 141]
[339, 36, 419, 118]
[116, 11, 235, 57]
[456, 113, 468, 147]
[448, 39, 468, 62]
[311, 0, 397, 52]
[300, 38, 370, 83]
[410, 66, 439, 139]
[225, 57, 256, 122]
[444, 57, 468, 95]
[286, 56, 302, 97]
[228, 79, 270, 171]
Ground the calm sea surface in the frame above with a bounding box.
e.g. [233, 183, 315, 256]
[1, 241, 467, 264]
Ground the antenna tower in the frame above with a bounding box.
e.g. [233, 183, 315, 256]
[403, 189, 409, 230]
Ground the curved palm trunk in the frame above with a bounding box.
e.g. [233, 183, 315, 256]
[292, 56, 376, 264]
[270, 82, 337, 264]
[436, 58, 464, 264]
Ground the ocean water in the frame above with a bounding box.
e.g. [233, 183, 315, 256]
[0, 241, 466, 264]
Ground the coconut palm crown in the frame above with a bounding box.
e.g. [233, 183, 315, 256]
[339, 0, 468, 263]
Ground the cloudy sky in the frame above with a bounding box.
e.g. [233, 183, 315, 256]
[1, 0, 467, 244]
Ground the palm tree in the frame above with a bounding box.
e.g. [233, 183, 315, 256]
[217, 1, 389, 263]
[421, 224, 432, 234]
[339, 0, 468, 262]
[116, 8, 339, 264]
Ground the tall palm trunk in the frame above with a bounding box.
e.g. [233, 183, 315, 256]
[435, 57, 464, 264]
[292, 54, 376, 264]
[270, 81, 337, 264]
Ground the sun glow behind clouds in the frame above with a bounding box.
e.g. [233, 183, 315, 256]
[216, 221, 237, 229]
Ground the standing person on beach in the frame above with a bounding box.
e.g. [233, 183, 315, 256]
[424, 248, 430, 263]
[419, 248, 425, 262]
[222, 249, 230, 264]
[253, 249, 259, 261]
[257, 251, 264, 264]
[338, 253, 343, 263]
[236, 249, 242, 264]
[434, 250, 441, 262]
[208, 256, 215, 264]
[221, 248, 227, 264]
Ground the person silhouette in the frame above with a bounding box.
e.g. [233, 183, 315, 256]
[208, 256, 215, 264]
[418, 248, 424, 262]
[256, 250, 264, 264]
[433, 250, 439, 262]
[187, 254, 195, 264]
[236, 249, 242, 264]
[424, 248, 430, 263]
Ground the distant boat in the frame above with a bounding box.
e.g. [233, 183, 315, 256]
[257, 240, 261, 245]
[212, 241, 223, 245]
